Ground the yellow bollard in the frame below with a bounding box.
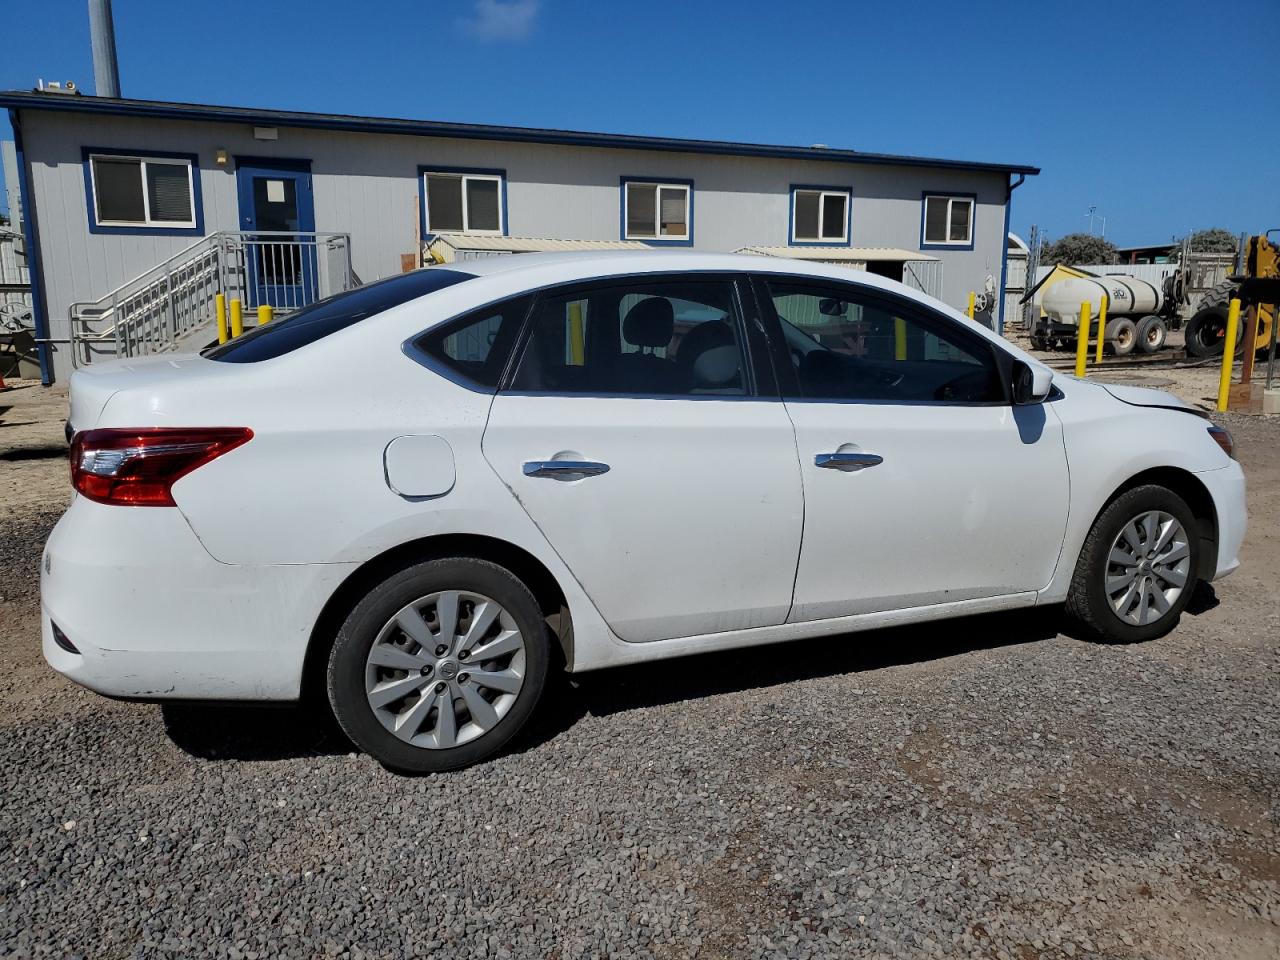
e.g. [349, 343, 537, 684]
[230, 298, 244, 338]
[1095, 295, 1107, 364]
[257, 304, 273, 326]
[966, 291, 976, 320]
[567, 301, 584, 365]
[1074, 301, 1091, 378]
[894, 316, 907, 360]
[215, 293, 228, 344]
[1216, 298, 1243, 412]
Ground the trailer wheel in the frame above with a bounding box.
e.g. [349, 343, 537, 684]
[1136, 315, 1167, 354]
[1106, 318, 1138, 357]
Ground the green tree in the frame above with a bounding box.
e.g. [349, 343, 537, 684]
[1039, 233, 1119, 266]
[1182, 228, 1237, 254]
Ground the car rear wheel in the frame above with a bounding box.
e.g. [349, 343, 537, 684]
[328, 558, 550, 773]
[1065, 485, 1200, 643]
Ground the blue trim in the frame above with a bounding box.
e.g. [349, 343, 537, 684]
[996, 175, 1024, 336]
[619, 176, 694, 246]
[0, 93, 1040, 176]
[81, 146, 204, 236]
[787, 184, 853, 247]
[919, 191, 976, 252]
[9, 110, 52, 384]
[417, 165, 508, 240]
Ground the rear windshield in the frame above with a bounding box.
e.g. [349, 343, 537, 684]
[204, 268, 474, 363]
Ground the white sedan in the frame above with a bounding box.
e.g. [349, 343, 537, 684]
[43, 252, 1246, 772]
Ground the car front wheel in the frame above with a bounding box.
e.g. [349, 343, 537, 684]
[1066, 485, 1200, 643]
[328, 558, 550, 773]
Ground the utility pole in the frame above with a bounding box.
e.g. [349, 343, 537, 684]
[88, 0, 121, 98]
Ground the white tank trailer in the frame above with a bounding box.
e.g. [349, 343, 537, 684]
[1033, 274, 1181, 356]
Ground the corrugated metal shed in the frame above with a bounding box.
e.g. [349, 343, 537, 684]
[428, 234, 650, 263]
[737, 246, 938, 263]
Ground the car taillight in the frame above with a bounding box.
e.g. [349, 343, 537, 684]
[70, 427, 253, 506]
[1207, 425, 1235, 460]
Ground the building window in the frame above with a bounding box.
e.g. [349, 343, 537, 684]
[621, 179, 692, 243]
[86, 151, 198, 231]
[921, 194, 974, 248]
[422, 169, 505, 235]
[791, 187, 850, 244]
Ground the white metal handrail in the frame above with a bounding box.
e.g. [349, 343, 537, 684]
[69, 231, 354, 364]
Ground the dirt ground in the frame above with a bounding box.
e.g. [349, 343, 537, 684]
[1, 370, 1278, 959]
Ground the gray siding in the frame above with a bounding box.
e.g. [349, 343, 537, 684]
[19, 110, 1009, 382]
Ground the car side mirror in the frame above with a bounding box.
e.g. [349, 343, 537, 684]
[1012, 359, 1053, 404]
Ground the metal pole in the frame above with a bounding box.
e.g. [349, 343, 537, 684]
[1217, 299, 1242, 412]
[1075, 302, 1091, 378]
[1266, 306, 1278, 391]
[88, 0, 121, 98]
[1095, 295, 1107, 363]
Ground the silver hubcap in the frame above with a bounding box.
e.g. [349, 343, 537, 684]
[364, 591, 526, 749]
[1105, 510, 1191, 626]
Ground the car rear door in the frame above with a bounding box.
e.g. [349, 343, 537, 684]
[753, 274, 1070, 622]
[481, 274, 804, 643]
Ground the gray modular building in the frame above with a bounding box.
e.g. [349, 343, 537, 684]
[1, 90, 1038, 384]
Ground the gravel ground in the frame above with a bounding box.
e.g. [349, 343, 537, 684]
[1, 377, 1278, 960]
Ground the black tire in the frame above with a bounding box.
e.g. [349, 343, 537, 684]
[1184, 306, 1237, 358]
[1065, 485, 1200, 644]
[327, 557, 551, 773]
[1136, 315, 1167, 354]
[1106, 317, 1138, 357]
[1198, 278, 1238, 312]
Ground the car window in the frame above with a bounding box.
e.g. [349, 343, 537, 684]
[509, 279, 749, 397]
[413, 295, 532, 389]
[204, 268, 474, 363]
[765, 281, 1004, 403]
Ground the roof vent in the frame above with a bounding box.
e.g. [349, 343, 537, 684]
[35, 79, 80, 96]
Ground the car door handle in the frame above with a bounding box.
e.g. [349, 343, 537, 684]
[815, 452, 884, 471]
[522, 460, 611, 480]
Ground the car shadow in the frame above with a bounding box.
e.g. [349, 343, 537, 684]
[159, 604, 1149, 766]
[513, 607, 1061, 755]
[160, 701, 357, 762]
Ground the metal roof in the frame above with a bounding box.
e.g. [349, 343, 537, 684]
[737, 246, 938, 262]
[0, 91, 1040, 176]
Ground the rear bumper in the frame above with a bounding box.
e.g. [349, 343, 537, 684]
[41, 497, 356, 701]
[1197, 461, 1247, 581]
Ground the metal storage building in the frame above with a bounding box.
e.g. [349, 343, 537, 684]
[0, 90, 1038, 384]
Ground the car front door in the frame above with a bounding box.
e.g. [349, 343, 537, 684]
[754, 275, 1070, 622]
[482, 274, 804, 643]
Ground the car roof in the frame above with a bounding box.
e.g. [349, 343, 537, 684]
[438, 249, 918, 298]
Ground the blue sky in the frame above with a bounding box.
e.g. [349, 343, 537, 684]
[4, 0, 1278, 246]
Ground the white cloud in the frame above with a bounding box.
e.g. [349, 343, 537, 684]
[458, 0, 541, 42]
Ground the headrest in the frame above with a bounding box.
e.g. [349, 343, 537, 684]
[622, 297, 674, 349]
[692, 345, 740, 387]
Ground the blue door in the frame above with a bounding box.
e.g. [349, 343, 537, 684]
[235, 158, 318, 310]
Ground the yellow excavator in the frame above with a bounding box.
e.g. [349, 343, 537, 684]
[1184, 232, 1278, 358]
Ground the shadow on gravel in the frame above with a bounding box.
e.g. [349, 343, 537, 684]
[0, 445, 67, 461]
[1186, 580, 1220, 615]
[516, 607, 1061, 754]
[157, 608, 1058, 766]
[161, 702, 356, 762]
